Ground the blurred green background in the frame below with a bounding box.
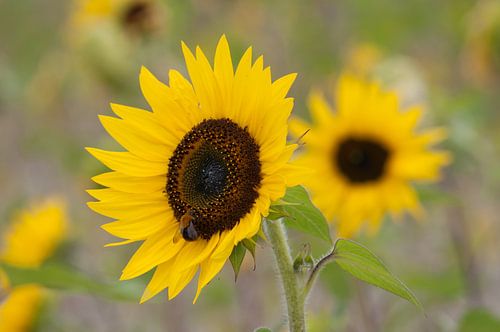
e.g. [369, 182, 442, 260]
[1, 0, 499, 331]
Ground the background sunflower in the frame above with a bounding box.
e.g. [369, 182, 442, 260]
[290, 74, 451, 237]
[69, 0, 164, 36]
[0, 199, 67, 331]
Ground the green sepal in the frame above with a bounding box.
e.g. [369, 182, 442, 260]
[242, 238, 256, 270]
[229, 242, 246, 281]
[293, 243, 314, 274]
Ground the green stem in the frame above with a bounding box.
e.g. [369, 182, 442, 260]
[263, 218, 305, 332]
[302, 249, 335, 298]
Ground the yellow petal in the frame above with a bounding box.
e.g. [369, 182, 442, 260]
[87, 198, 168, 220]
[169, 233, 220, 273]
[280, 163, 313, 187]
[308, 91, 333, 125]
[87, 188, 166, 203]
[181, 42, 219, 117]
[271, 73, 297, 101]
[121, 224, 183, 280]
[104, 239, 138, 247]
[260, 174, 286, 202]
[168, 265, 198, 300]
[214, 35, 234, 109]
[211, 228, 237, 260]
[101, 209, 175, 240]
[288, 117, 312, 140]
[140, 262, 171, 303]
[193, 231, 236, 303]
[86, 148, 167, 177]
[234, 209, 261, 244]
[262, 144, 296, 175]
[98, 115, 171, 162]
[110, 102, 180, 145]
[91, 172, 165, 194]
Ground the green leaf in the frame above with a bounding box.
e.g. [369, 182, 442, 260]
[459, 309, 500, 332]
[1, 263, 139, 301]
[229, 242, 246, 281]
[332, 239, 421, 309]
[273, 185, 331, 243]
[242, 238, 256, 270]
[254, 328, 272, 332]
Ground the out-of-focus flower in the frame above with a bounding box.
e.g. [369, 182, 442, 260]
[0, 199, 67, 268]
[69, 0, 164, 38]
[63, 0, 168, 91]
[461, 0, 500, 87]
[290, 74, 451, 237]
[0, 285, 44, 332]
[0, 198, 67, 331]
[87, 35, 305, 303]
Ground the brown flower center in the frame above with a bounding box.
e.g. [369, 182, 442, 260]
[121, 1, 156, 34]
[166, 119, 262, 240]
[334, 137, 390, 183]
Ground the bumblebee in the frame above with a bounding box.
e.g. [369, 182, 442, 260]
[173, 210, 199, 242]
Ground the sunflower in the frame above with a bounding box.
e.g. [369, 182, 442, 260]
[70, 0, 162, 35]
[290, 74, 451, 237]
[0, 285, 44, 332]
[0, 198, 67, 268]
[87, 36, 304, 303]
[0, 199, 67, 331]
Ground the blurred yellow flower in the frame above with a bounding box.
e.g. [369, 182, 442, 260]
[290, 75, 451, 237]
[70, 0, 163, 36]
[0, 284, 44, 332]
[0, 198, 67, 331]
[87, 36, 304, 303]
[0, 198, 67, 268]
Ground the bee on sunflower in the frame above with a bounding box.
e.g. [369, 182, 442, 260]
[290, 74, 451, 237]
[87, 35, 305, 303]
[0, 199, 67, 331]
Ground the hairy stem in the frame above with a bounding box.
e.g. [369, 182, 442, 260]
[303, 249, 335, 298]
[264, 218, 306, 332]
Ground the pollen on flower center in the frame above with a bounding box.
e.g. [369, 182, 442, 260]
[166, 118, 262, 240]
[335, 137, 390, 183]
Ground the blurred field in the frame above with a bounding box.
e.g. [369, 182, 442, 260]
[1, 0, 499, 331]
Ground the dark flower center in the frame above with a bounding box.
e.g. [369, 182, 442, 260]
[122, 1, 155, 33]
[166, 119, 262, 240]
[335, 137, 390, 183]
